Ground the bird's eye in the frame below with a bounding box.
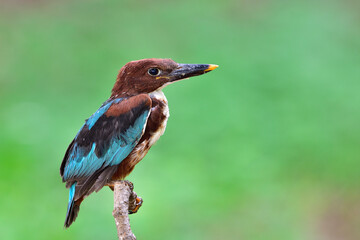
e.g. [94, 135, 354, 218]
[148, 68, 161, 76]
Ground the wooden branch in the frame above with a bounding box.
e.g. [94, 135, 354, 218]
[112, 180, 141, 240]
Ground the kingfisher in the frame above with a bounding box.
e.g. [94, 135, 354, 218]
[60, 58, 218, 228]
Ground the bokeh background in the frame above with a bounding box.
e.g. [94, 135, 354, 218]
[0, 0, 359, 239]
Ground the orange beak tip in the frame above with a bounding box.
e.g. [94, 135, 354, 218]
[205, 64, 219, 72]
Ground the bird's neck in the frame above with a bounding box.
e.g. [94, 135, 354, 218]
[110, 82, 168, 103]
[148, 89, 168, 103]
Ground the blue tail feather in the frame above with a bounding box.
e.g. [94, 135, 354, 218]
[64, 183, 79, 228]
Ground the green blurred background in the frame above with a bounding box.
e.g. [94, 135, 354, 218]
[0, 0, 359, 239]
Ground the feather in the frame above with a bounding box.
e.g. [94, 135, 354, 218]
[60, 94, 152, 227]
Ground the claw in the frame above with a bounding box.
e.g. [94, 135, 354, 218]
[124, 180, 134, 191]
[129, 197, 143, 214]
[106, 180, 133, 191]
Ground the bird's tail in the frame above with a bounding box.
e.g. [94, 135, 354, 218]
[64, 183, 80, 228]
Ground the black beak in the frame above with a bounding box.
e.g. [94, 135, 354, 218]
[169, 63, 218, 81]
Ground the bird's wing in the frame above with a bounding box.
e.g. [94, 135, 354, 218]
[60, 94, 152, 183]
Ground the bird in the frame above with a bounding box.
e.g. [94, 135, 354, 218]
[60, 58, 218, 228]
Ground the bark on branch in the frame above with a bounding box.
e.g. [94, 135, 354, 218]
[112, 180, 141, 240]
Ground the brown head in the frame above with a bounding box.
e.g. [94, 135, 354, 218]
[111, 58, 218, 97]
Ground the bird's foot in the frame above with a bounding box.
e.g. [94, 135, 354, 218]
[126, 180, 142, 214]
[107, 180, 142, 214]
[123, 180, 134, 192]
[129, 196, 143, 214]
[107, 180, 134, 191]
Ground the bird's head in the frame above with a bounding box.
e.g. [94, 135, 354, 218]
[111, 58, 218, 97]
